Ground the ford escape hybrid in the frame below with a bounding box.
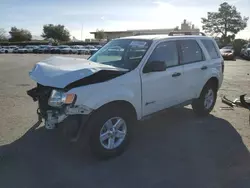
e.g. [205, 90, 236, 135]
[27, 33, 224, 159]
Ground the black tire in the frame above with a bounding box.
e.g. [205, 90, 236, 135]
[87, 105, 133, 159]
[192, 82, 217, 116]
[5, 50, 8, 53]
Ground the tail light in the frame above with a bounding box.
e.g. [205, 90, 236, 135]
[221, 60, 224, 73]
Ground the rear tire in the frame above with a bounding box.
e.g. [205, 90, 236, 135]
[192, 82, 217, 116]
[87, 105, 133, 159]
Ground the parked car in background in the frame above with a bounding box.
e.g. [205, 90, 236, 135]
[33, 46, 40, 53]
[240, 43, 250, 60]
[220, 45, 235, 60]
[25, 45, 38, 53]
[36, 45, 52, 53]
[61, 46, 82, 54]
[60, 46, 74, 54]
[71, 46, 82, 54]
[18, 47, 29, 53]
[13, 47, 19, 53]
[51, 45, 69, 54]
[95, 45, 103, 49]
[77, 46, 89, 55]
[4, 46, 17, 53]
[85, 45, 98, 55]
[0, 47, 5, 53]
[44, 46, 53, 53]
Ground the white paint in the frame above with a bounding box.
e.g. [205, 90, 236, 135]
[29, 56, 127, 88]
[68, 69, 142, 119]
[30, 35, 224, 121]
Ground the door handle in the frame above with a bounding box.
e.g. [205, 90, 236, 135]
[201, 66, 207, 70]
[172, 72, 181, 77]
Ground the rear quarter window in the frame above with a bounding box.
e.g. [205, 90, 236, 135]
[201, 39, 220, 59]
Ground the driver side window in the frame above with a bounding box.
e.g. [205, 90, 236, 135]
[146, 41, 179, 68]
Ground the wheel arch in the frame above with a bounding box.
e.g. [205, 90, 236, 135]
[206, 77, 219, 91]
[198, 76, 219, 97]
[94, 100, 138, 121]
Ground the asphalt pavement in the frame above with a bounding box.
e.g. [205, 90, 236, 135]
[0, 54, 250, 188]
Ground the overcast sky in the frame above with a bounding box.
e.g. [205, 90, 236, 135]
[1, 0, 250, 40]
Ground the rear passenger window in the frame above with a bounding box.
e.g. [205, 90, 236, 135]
[179, 40, 204, 64]
[147, 41, 179, 68]
[201, 39, 219, 59]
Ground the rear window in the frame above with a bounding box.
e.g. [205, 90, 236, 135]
[179, 40, 204, 64]
[201, 39, 220, 59]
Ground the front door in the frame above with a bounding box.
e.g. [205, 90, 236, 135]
[141, 40, 184, 117]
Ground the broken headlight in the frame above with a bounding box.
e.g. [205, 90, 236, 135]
[48, 90, 76, 107]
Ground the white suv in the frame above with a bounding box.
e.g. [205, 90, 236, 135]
[27, 34, 224, 159]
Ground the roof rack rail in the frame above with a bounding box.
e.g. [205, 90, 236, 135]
[168, 31, 206, 36]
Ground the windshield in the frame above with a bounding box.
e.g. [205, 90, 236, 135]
[89, 39, 152, 70]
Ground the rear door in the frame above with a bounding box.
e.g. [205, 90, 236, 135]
[178, 39, 207, 100]
[141, 40, 184, 116]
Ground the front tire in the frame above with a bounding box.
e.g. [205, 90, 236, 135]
[88, 105, 132, 159]
[192, 83, 217, 116]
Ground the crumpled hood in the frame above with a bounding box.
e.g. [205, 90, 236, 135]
[29, 56, 127, 88]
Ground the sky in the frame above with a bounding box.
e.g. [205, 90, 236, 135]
[1, 0, 250, 40]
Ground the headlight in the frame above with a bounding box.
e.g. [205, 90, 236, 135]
[48, 90, 76, 107]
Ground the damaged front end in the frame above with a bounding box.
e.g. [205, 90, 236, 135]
[27, 56, 128, 136]
[27, 84, 92, 131]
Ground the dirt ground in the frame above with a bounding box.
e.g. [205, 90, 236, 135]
[0, 54, 250, 188]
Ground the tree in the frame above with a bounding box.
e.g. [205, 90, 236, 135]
[41, 24, 70, 42]
[95, 29, 105, 40]
[0, 28, 7, 41]
[201, 2, 248, 45]
[173, 26, 179, 31]
[9, 27, 32, 42]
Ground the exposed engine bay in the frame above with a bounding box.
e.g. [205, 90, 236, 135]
[27, 84, 94, 134]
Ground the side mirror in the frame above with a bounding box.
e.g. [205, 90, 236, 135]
[143, 61, 167, 73]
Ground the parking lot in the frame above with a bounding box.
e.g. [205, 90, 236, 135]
[0, 54, 250, 188]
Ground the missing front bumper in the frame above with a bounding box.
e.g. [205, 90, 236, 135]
[44, 105, 93, 129]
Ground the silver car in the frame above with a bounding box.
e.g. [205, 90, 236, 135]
[77, 47, 89, 55]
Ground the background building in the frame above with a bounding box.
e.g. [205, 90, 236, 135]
[90, 19, 200, 41]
